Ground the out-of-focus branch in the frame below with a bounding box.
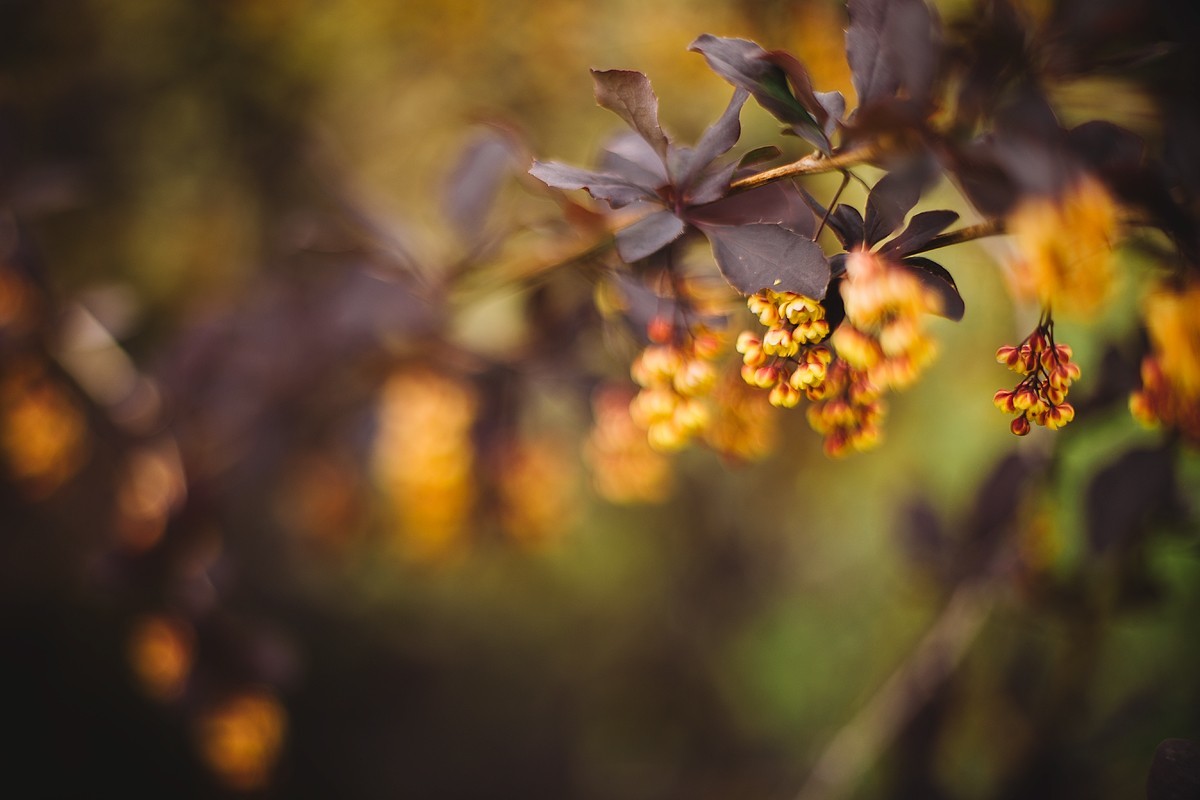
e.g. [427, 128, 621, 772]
[794, 580, 998, 800]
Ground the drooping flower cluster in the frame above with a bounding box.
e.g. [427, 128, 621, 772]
[1129, 281, 1200, 444]
[629, 319, 725, 452]
[736, 289, 832, 409]
[805, 359, 887, 457]
[703, 370, 778, 463]
[735, 287, 887, 457]
[585, 385, 675, 503]
[831, 249, 942, 391]
[993, 318, 1080, 435]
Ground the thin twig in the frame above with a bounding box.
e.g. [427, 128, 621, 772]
[793, 580, 997, 800]
[814, 171, 851, 242]
[728, 144, 883, 194]
[910, 218, 1007, 255]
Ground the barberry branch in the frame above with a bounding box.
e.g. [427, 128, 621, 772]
[909, 218, 1007, 255]
[727, 143, 883, 194]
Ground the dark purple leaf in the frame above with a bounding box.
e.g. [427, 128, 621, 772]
[965, 452, 1037, 557]
[1147, 739, 1200, 800]
[685, 160, 738, 206]
[529, 161, 655, 208]
[827, 205, 866, 250]
[864, 166, 929, 246]
[689, 34, 828, 153]
[592, 70, 670, 161]
[614, 208, 687, 263]
[846, 0, 940, 108]
[443, 129, 521, 241]
[897, 257, 964, 320]
[600, 131, 669, 189]
[688, 181, 815, 236]
[762, 50, 835, 149]
[1069, 120, 1144, 174]
[880, 209, 959, 257]
[815, 91, 846, 139]
[674, 89, 749, 190]
[947, 140, 1019, 216]
[763, 50, 825, 124]
[738, 145, 782, 168]
[1085, 447, 1175, 555]
[698, 223, 829, 297]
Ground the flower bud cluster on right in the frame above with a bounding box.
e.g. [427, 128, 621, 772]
[993, 319, 1080, 435]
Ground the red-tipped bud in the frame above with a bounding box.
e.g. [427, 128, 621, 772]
[1011, 415, 1032, 436]
[647, 316, 673, 344]
[1013, 386, 1038, 410]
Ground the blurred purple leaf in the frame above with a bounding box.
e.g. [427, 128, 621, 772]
[847, 0, 941, 109]
[443, 129, 520, 242]
[529, 161, 655, 208]
[1086, 447, 1175, 555]
[1147, 739, 1200, 800]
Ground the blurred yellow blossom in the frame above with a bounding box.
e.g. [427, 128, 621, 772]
[371, 368, 478, 562]
[1007, 175, 1120, 318]
[496, 438, 579, 547]
[584, 386, 674, 504]
[197, 691, 286, 791]
[128, 614, 194, 702]
[1130, 280, 1200, 444]
[0, 360, 89, 498]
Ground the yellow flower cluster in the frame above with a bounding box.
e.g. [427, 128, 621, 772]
[1007, 175, 1119, 319]
[736, 249, 943, 458]
[629, 323, 724, 452]
[993, 325, 1080, 435]
[736, 288, 888, 457]
[1129, 281, 1200, 444]
[736, 289, 832, 408]
[197, 691, 287, 791]
[703, 371, 778, 463]
[584, 385, 674, 503]
[495, 438, 578, 546]
[805, 359, 887, 457]
[371, 368, 478, 562]
[831, 249, 941, 390]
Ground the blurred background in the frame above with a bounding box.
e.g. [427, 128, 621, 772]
[1, 0, 1197, 798]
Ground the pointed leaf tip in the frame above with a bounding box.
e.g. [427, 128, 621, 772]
[592, 69, 670, 161]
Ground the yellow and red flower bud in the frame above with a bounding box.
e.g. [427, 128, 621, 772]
[768, 382, 801, 409]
